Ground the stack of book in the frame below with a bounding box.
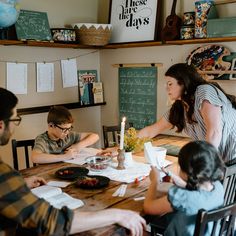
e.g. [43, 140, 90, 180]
[78, 70, 104, 105]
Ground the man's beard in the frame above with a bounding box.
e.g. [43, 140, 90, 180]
[0, 125, 11, 146]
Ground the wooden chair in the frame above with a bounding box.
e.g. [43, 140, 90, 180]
[150, 159, 236, 236]
[193, 202, 236, 236]
[223, 160, 236, 205]
[102, 122, 133, 148]
[150, 203, 236, 236]
[11, 139, 35, 170]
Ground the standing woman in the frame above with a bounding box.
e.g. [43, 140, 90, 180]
[138, 63, 236, 162]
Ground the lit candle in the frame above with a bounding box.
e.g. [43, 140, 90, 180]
[119, 117, 126, 150]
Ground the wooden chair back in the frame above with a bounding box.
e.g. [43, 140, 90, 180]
[102, 122, 133, 148]
[193, 202, 236, 236]
[223, 160, 236, 205]
[149, 159, 236, 236]
[11, 139, 35, 170]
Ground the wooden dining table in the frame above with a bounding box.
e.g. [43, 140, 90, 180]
[20, 135, 190, 236]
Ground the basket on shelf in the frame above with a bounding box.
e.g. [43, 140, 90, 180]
[72, 23, 112, 46]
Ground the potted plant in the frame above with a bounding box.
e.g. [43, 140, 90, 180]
[123, 127, 151, 167]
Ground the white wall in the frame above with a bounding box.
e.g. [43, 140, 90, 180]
[0, 0, 102, 167]
[20, 0, 99, 27]
[0, 46, 102, 167]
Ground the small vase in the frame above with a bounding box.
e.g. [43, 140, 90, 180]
[124, 151, 134, 167]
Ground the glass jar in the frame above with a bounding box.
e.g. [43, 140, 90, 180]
[183, 11, 195, 26]
[180, 26, 195, 40]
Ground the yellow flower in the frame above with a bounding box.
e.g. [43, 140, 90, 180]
[123, 127, 151, 153]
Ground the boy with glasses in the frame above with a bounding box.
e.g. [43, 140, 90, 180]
[31, 106, 99, 164]
[0, 87, 146, 236]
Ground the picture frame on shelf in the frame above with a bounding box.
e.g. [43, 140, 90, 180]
[229, 58, 236, 80]
[77, 70, 97, 105]
[109, 0, 163, 43]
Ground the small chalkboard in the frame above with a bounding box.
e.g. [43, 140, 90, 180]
[15, 10, 52, 41]
[119, 67, 157, 129]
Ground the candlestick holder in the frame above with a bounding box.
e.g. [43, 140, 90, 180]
[117, 149, 125, 170]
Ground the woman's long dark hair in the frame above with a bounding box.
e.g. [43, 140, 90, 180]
[166, 63, 236, 132]
[178, 141, 225, 190]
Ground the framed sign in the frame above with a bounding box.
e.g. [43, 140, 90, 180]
[15, 10, 52, 41]
[109, 0, 163, 43]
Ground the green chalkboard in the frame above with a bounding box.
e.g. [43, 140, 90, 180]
[15, 10, 52, 41]
[119, 67, 157, 129]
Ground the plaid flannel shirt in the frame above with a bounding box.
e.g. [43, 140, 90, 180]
[0, 159, 73, 236]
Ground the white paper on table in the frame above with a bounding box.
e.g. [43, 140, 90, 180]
[47, 181, 71, 188]
[133, 196, 145, 201]
[7, 62, 27, 94]
[61, 58, 78, 88]
[37, 63, 54, 92]
[112, 184, 127, 197]
[64, 147, 101, 165]
[89, 161, 151, 183]
[144, 142, 157, 166]
[144, 142, 171, 170]
[118, 184, 127, 197]
[144, 142, 172, 179]
[88, 157, 172, 183]
[144, 142, 161, 169]
[112, 187, 122, 197]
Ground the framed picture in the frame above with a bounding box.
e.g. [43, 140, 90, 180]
[229, 58, 236, 80]
[109, 0, 163, 43]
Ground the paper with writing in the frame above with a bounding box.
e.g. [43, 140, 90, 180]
[64, 147, 101, 165]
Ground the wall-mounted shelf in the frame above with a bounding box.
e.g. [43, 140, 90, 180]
[0, 39, 101, 49]
[104, 37, 236, 49]
[17, 102, 106, 116]
[1, 37, 236, 49]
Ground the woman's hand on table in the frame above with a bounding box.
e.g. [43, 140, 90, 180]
[24, 176, 47, 189]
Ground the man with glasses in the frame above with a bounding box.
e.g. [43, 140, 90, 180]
[31, 106, 99, 164]
[0, 87, 146, 236]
